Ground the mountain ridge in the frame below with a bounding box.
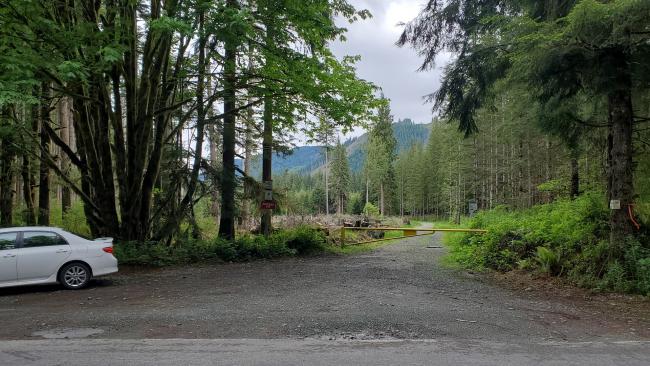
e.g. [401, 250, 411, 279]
[243, 119, 431, 177]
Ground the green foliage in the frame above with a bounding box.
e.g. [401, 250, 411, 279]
[364, 98, 397, 214]
[52, 203, 92, 238]
[12, 201, 92, 238]
[113, 226, 327, 266]
[347, 192, 364, 215]
[330, 141, 350, 213]
[362, 202, 380, 217]
[0, 0, 378, 242]
[537, 179, 566, 195]
[445, 192, 650, 295]
[274, 225, 326, 255]
[535, 246, 560, 275]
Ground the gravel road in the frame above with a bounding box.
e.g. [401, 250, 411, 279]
[1, 233, 648, 364]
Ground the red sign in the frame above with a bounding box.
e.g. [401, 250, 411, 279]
[260, 200, 277, 210]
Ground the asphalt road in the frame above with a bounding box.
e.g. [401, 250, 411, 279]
[1, 232, 648, 365]
[1, 338, 649, 366]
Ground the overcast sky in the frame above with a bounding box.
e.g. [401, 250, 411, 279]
[330, 0, 449, 133]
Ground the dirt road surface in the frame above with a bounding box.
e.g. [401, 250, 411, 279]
[1, 233, 648, 365]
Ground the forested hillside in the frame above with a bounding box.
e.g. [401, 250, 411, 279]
[344, 118, 430, 172]
[241, 118, 430, 176]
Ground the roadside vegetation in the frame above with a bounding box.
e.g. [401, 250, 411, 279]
[444, 193, 650, 295]
[114, 226, 327, 267]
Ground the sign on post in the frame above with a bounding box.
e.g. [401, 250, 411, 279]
[468, 199, 478, 217]
[260, 200, 276, 210]
[263, 180, 273, 201]
[264, 190, 273, 201]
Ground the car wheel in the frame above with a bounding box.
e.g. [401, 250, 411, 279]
[59, 263, 92, 290]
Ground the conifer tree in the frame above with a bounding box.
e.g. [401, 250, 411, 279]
[330, 141, 350, 215]
[364, 98, 397, 216]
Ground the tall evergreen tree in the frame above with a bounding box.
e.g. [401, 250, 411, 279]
[330, 141, 350, 215]
[364, 98, 397, 216]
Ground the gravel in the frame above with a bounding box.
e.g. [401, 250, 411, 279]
[0, 233, 647, 341]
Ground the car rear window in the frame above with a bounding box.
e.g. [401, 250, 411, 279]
[22, 232, 68, 248]
[0, 232, 17, 250]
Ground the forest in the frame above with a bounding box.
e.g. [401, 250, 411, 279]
[0, 0, 377, 241]
[0, 1, 649, 293]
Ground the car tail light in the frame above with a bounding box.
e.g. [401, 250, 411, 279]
[102, 247, 113, 254]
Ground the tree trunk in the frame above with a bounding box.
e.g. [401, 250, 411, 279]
[0, 108, 15, 227]
[207, 73, 221, 220]
[242, 119, 253, 227]
[209, 123, 221, 218]
[241, 53, 254, 229]
[154, 7, 209, 241]
[218, 4, 238, 240]
[324, 147, 329, 216]
[379, 181, 384, 216]
[21, 153, 36, 225]
[365, 178, 369, 204]
[400, 176, 404, 217]
[570, 147, 580, 199]
[261, 94, 273, 237]
[607, 65, 635, 253]
[59, 96, 72, 215]
[38, 84, 50, 226]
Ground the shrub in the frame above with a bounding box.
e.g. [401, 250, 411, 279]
[274, 225, 326, 255]
[113, 226, 327, 266]
[444, 191, 650, 295]
[535, 246, 560, 275]
[363, 202, 380, 217]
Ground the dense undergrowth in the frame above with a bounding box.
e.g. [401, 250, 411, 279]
[445, 192, 650, 295]
[114, 225, 327, 266]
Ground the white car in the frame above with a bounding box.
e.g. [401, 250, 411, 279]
[0, 227, 118, 290]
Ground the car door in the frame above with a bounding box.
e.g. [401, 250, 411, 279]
[16, 231, 72, 282]
[0, 232, 18, 283]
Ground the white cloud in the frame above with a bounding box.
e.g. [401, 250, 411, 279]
[330, 0, 447, 140]
[383, 1, 424, 35]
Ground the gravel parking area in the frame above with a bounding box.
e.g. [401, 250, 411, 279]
[1, 234, 648, 341]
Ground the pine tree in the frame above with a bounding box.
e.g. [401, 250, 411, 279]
[364, 98, 397, 216]
[330, 141, 350, 215]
